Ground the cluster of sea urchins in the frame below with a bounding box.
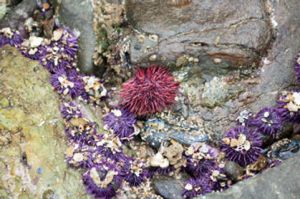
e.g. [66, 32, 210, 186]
[2, 22, 300, 199]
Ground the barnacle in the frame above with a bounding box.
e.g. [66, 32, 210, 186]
[277, 91, 300, 122]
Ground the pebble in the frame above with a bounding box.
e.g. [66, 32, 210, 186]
[224, 161, 244, 181]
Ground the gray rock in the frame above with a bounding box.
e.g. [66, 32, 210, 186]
[57, 0, 96, 74]
[153, 176, 186, 199]
[142, 118, 209, 148]
[198, 153, 300, 199]
[223, 161, 244, 182]
[0, 0, 37, 30]
[249, 0, 300, 112]
[201, 76, 243, 108]
[0, 4, 7, 20]
[126, 0, 272, 65]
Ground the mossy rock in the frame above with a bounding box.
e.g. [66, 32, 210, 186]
[0, 46, 90, 199]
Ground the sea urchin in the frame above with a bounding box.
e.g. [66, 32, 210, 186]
[120, 65, 179, 116]
[220, 126, 262, 167]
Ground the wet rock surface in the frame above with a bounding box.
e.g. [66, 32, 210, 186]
[197, 152, 300, 199]
[248, 0, 300, 112]
[126, 0, 272, 65]
[153, 176, 186, 199]
[57, 0, 96, 74]
[0, 0, 36, 30]
[0, 46, 89, 198]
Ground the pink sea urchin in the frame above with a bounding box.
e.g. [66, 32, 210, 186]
[120, 65, 179, 116]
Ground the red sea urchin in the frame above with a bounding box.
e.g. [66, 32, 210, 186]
[120, 65, 179, 116]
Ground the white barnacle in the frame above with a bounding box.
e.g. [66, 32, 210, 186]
[263, 111, 270, 118]
[112, 109, 122, 117]
[292, 92, 300, 105]
[185, 183, 193, 191]
[58, 76, 74, 88]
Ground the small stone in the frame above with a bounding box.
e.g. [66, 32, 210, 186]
[188, 57, 194, 62]
[176, 56, 188, 67]
[52, 29, 64, 41]
[42, 189, 55, 199]
[73, 153, 84, 162]
[28, 36, 44, 48]
[149, 54, 157, 61]
[150, 153, 170, 168]
[224, 161, 244, 181]
[213, 58, 222, 63]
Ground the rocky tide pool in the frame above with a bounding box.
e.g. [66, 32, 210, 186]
[0, 0, 300, 199]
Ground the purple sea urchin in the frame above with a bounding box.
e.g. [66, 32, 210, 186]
[121, 159, 150, 186]
[64, 118, 97, 143]
[18, 36, 46, 60]
[80, 76, 108, 105]
[186, 158, 217, 178]
[92, 134, 125, 160]
[221, 126, 262, 167]
[50, 68, 84, 98]
[184, 143, 220, 177]
[65, 142, 93, 169]
[40, 28, 78, 73]
[60, 101, 83, 121]
[83, 162, 123, 199]
[0, 28, 23, 47]
[249, 107, 283, 137]
[182, 177, 213, 199]
[277, 91, 300, 122]
[103, 109, 136, 140]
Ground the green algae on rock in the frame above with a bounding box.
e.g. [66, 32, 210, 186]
[0, 46, 90, 199]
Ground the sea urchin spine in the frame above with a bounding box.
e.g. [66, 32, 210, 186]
[120, 65, 179, 116]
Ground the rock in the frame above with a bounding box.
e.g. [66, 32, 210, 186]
[0, 3, 7, 20]
[0, 46, 89, 198]
[223, 161, 244, 181]
[201, 77, 243, 108]
[0, 0, 37, 30]
[126, 0, 272, 65]
[197, 152, 300, 199]
[153, 176, 185, 199]
[249, 0, 300, 112]
[142, 118, 209, 148]
[266, 139, 300, 160]
[57, 0, 96, 74]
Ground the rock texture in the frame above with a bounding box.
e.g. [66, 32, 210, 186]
[58, 0, 96, 74]
[198, 153, 300, 199]
[249, 0, 300, 112]
[126, 0, 272, 65]
[0, 0, 36, 30]
[153, 176, 186, 199]
[0, 46, 89, 198]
